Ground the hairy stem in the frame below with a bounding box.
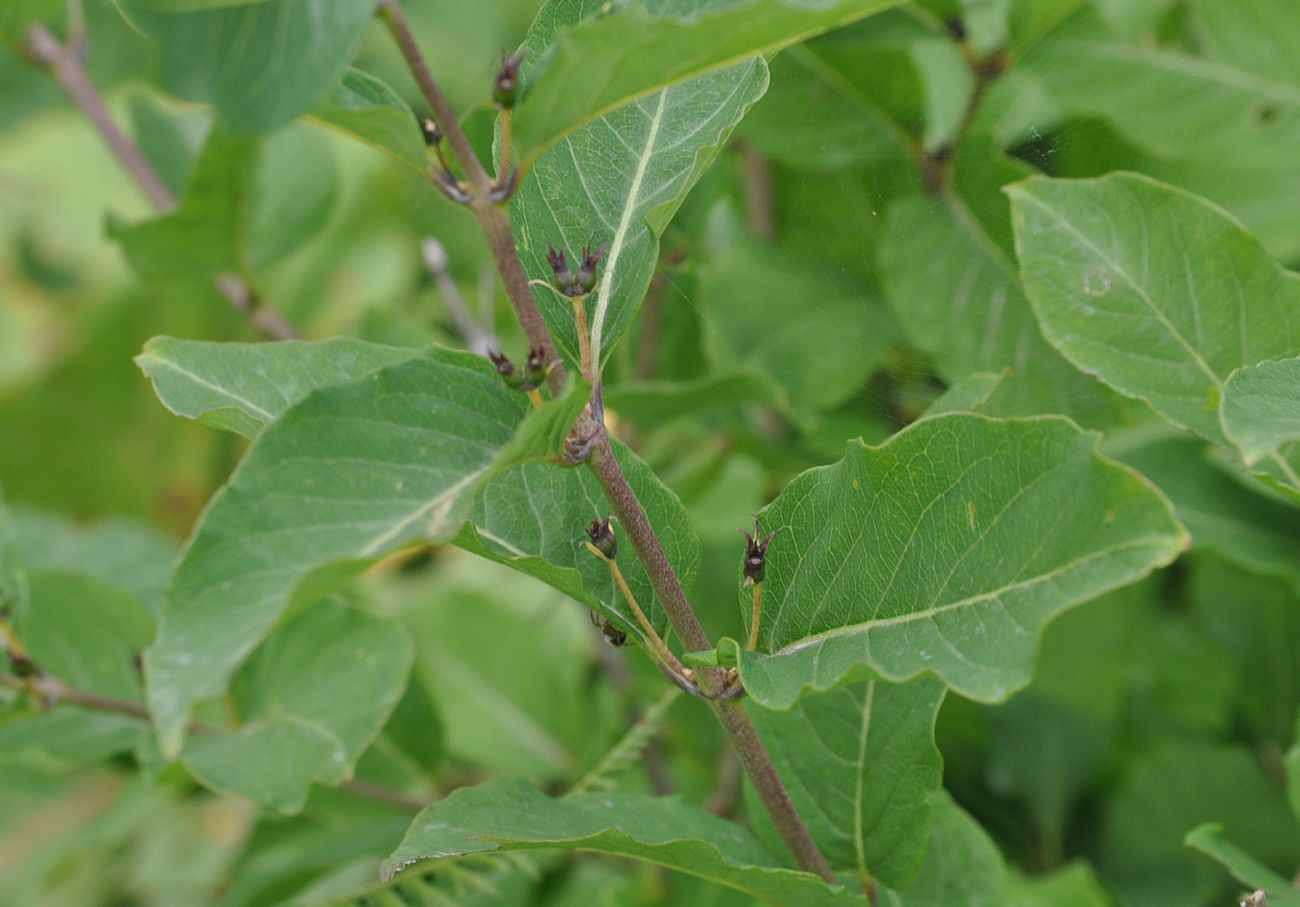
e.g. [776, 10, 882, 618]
[378, 7, 837, 884]
[22, 24, 297, 340]
[0, 673, 424, 811]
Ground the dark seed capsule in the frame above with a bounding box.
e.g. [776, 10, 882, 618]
[586, 516, 618, 560]
[739, 518, 777, 586]
[419, 115, 442, 146]
[493, 53, 524, 109]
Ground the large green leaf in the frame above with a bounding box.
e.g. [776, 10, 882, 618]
[457, 439, 700, 643]
[382, 778, 866, 905]
[136, 336, 418, 438]
[512, 0, 906, 168]
[307, 68, 428, 174]
[878, 791, 1007, 906]
[145, 350, 569, 757]
[513, 1, 769, 369]
[1009, 174, 1300, 456]
[880, 191, 1119, 426]
[125, 0, 376, 133]
[746, 677, 946, 890]
[1220, 355, 1300, 466]
[723, 413, 1186, 708]
[181, 600, 412, 812]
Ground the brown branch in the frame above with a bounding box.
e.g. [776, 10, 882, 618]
[377, 6, 837, 884]
[22, 23, 298, 340]
[0, 672, 424, 811]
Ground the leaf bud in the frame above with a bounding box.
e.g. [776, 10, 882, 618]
[586, 516, 618, 560]
[739, 518, 777, 586]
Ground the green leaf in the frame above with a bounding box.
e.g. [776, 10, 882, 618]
[111, 125, 258, 282]
[382, 778, 866, 905]
[1220, 355, 1300, 466]
[1009, 173, 1300, 452]
[746, 677, 946, 889]
[308, 68, 428, 174]
[1102, 741, 1300, 905]
[181, 600, 412, 812]
[512, 37, 768, 370]
[125, 0, 376, 133]
[0, 0, 62, 41]
[1025, 39, 1300, 171]
[1118, 434, 1300, 595]
[0, 572, 153, 760]
[0, 493, 26, 621]
[1185, 824, 1300, 907]
[145, 350, 560, 757]
[878, 791, 1007, 906]
[1005, 862, 1112, 907]
[728, 413, 1186, 708]
[136, 336, 419, 438]
[700, 239, 897, 414]
[605, 371, 782, 425]
[879, 162, 1124, 427]
[400, 566, 602, 780]
[922, 370, 1008, 417]
[512, 0, 907, 168]
[11, 510, 176, 618]
[456, 438, 700, 643]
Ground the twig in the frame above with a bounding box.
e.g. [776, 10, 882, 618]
[421, 238, 496, 354]
[22, 23, 297, 340]
[736, 141, 775, 240]
[377, 6, 837, 884]
[378, 0, 560, 388]
[0, 673, 424, 811]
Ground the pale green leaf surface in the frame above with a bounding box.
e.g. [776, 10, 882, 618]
[729, 413, 1186, 708]
[512, 0, 906, 167]
[1009, 173, 1300, 451]
[880, 186, 1123, 428]
[1220, 356, 1300, 466]
[877, 791, 1006, 906]
[137, 336, 420, 438]
[1026, 40, 1300, 170]
[382, 778, 866, 905]
[181, 600, 412, 812]
[457, 439, 699, 642]
[1191, 0, 1300, 90]
[126, 0, 376, 132]
[746, 678, 946, 889]
[11, 511, 175, 618]
[307, 68, 428, 174]
[1184, 824, 1300, 907]
[512, 50, 768, 370]
[146, 350, 537, 757]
